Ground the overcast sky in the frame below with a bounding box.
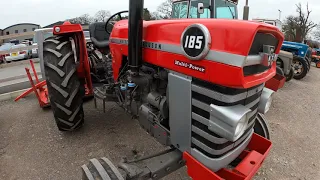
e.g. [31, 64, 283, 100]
[0, 0, 319, 29]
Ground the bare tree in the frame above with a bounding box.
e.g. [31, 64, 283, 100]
[296, 3, 317, 41]
[157, 0, 174, 18]
[94, 10, 111, 22]
[282, 3, 317, 42]
[283, 15, 299, 41]
[313, 25, 320, 41]
[68, 14, 93, 24]
[151, 12, 164, 20]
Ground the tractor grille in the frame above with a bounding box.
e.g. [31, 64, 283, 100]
[191, 78, 264, 158]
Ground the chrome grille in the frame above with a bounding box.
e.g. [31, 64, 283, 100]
[191, 79, 264, 158]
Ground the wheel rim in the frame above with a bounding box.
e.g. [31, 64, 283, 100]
[293, 60, 303, 75]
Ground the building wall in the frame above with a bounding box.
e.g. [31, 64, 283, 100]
[2, 23, 40, 43]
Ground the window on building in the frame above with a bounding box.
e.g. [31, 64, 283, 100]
[23, 29, 27, 32]
[32, 28, 36, 31]
[15, 30, 18, 34]
[6, 32, 9, 35]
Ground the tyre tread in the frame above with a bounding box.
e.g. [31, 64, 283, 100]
[43, 36, 85, 131]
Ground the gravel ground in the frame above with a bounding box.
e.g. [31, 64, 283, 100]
[1, 67, 320, 180]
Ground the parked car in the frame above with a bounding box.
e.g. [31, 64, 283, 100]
[32, 28, 54, 58]
[5, 44, 31, 62]
[21, 40, 33, 46]
[9, 39, 19, 45]
[0, 43, 14, 63]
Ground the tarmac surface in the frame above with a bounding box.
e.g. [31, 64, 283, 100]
[0, 59, 42, 94]
[1, 66, 320, 180]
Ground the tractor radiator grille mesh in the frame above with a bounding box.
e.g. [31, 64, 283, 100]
[191, 78, 264, 158]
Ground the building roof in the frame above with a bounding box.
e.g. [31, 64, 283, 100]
[43, 21, 65, 28]
[3, 23, 40, 31]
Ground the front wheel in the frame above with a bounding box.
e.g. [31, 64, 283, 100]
[82, 158, 125, 180]
[254, 113, 270, 140]
[285, 67, 294, 82]
[43, 36, 85, 131]
[292, 56, 308, 80]
[276, 66, 284, 76]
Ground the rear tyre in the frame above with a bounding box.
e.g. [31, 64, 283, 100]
[285, 67, 294, 82]
[43, 36, 85, 131]
[292, 56, 308, 80]
[254, 113, 270, 140]
[82, 158, 125, 180]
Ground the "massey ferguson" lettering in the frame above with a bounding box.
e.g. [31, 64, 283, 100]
[174, 60, 206, 73]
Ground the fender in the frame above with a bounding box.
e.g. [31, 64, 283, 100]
[52, 22, 93, 95]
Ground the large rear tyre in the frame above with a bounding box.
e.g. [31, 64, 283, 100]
[43, 36, 85, 131]
[293, 56, 308, 80]
[254, 113, 270, 140]
[82, 158, 125, 180]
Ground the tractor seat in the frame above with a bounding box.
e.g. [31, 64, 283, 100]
[89, 22, 110, 49]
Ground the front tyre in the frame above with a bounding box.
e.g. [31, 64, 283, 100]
[292, 56, 308, 80]
[254, 113, 270, 140]
[82, 158, 125, 180]
[43, 36, 85, 131]
[285, 67, 294, 82]
[276, 66, 284, 76]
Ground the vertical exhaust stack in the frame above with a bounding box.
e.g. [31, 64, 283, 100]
[128, 0, 144, 75]
[243, 0, 249, 20]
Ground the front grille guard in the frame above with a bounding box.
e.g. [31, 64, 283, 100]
[190, 79, 264, 159]
[184, 133, 272, 180]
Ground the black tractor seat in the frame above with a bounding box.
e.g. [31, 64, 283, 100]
[89, 22, 110, 49]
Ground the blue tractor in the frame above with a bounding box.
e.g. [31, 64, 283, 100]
[281, 41, 311, 80]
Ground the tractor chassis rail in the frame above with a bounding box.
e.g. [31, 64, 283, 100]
[82, 133, 272, 180]
[82, 148, 185, 180]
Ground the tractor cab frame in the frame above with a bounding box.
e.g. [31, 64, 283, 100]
[171, 0, 238, 19]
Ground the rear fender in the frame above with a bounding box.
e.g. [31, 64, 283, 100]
[53, 22, 93, 95]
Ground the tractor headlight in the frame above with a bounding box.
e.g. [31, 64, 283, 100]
[258, 88, 274, 114]
[235, 115, 248, 137]
[208, 104, 251, 142]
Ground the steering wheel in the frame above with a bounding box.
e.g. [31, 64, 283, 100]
[105, 10, 129, 34]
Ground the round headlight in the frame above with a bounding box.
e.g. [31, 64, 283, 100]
[234, 114, 249, 138]
[258, 88, 275, 114]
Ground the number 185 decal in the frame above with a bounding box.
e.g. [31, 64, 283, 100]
[181, 24, 211, 60]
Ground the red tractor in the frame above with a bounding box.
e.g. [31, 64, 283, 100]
[43, 0, 283, 179]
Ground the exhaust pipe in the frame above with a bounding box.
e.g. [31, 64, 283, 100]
[243, 0, 249, 20]
[128, 0, 144, 75]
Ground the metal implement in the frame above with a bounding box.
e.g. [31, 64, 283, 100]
[14, 60, 50, 108]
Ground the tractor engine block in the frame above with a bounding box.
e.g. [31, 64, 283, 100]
[102, 64, 171, 145]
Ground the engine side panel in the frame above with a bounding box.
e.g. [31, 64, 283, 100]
[168, 72, 192, 153]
